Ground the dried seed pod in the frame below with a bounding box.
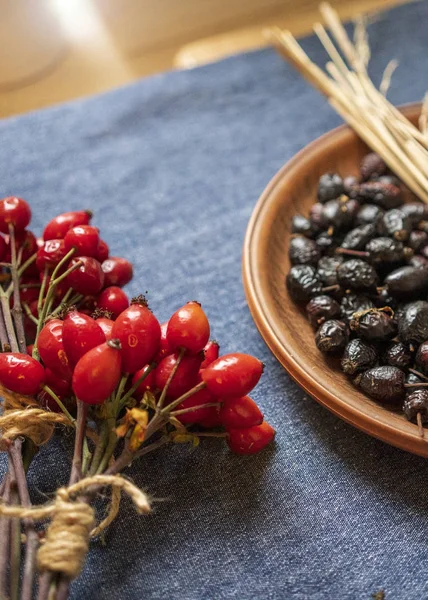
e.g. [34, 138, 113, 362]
[384, 266, 428, 299]
[382, 342, 413, 369]
[373, 287, 397, 310]
[415, 341, 428, 376]
[286, 265, 323, 304]
[306, 295, 341, 328]
[340, 224, 376, 251]
[360, 152, 387, 181]
[408, 230, 428, 252]
[317, 255, 343, 287]
[337, 259, 378, 291]
[398, 301, 428, 344]
[340, 292, 374, 323]
[315, 319, 349, 354]
[365, 237, 405, 267]
[379, 209, 411, 242]
[407, 255, 428, 270]
[341, 339, 378, 375]
[400, 202, 428, 226]
[350, 308, 397, 341]
[315, 231, 338, 255]
[321, 198, 356, 231]
[291, 214, 316, 238]
[358, 366, 405, 404]
[349, 181, 402, 209]
[289, 236, 321, 266]
[355, 204, 384, 227]
[317, 173, 345, 203]
[403, 389, 428, 423]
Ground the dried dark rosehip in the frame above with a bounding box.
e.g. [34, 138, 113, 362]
[415, 341, 428, 376]
[408, 230, 428, 252]
[341, 339, 378, 375]
[340, 292, 374, 323]
[350, 308, 397, 341]
[365, 237, 404, 267]
[379, 209, 411, 241]
[355, 204, 384, 227]
[349, 181, 402, 209]
[315, 319, 349, 354]
[383, 342, 413, 369]
[309, 202, 327, 230]
[306, 295, 341, 328]
[321, 198, 356, 231]
[400, 202, 428, 225]
[343, 176, 359, 193]
[406, 372, 425, 392]
[384, 266, 428, 299]
[317, 173, 345, 203]
[315, 231, 337, 254]
[407, 255, 428, 270]
[288, 236, 321, 266]
[337, 259, 378, 291]
[317, 255, 343, 287]
[403, 389, 428, 423]
[340, 224, 376, 251]
[360, 152, 387, 181]
[398, 301, 428, 344]
[358, 366, 405, 404]
[286, 265, 322, 304]
[373, 287, 397, 310]
[291, 215, 315, 238]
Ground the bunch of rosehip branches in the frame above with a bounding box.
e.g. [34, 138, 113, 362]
[0, 196, 275, 600]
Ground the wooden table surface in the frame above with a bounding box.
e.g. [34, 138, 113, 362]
[0, 0, 406, 118]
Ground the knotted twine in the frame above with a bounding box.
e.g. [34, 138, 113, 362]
[0, 474, 150, 579]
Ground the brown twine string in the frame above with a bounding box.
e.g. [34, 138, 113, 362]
[0, 383, 72, 449]
[0, 474, 150, 580]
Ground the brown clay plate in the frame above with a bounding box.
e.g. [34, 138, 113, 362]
[242, 103, 428, 458]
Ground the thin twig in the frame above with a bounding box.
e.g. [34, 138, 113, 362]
[9, 224, 27, 353]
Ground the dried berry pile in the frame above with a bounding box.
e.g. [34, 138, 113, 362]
[286, 152, 428, 429]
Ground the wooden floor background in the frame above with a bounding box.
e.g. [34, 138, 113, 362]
[0, 0, 408, 118]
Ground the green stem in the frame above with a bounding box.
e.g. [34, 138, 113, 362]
[171, 402, 218, 416]
[9, 467, 20, 600]
[157, 348, 185, 410]
[9, 224, 27, 353]
[96, 419, 117, 474]
[81, 437, 92, 477]
[0, 294, 19, 352]
[37, 269, 49, 317]
[162, 381, 206, 414]
[114, 374, 128, 407]
[22, 302, 39, 326]
[42, 385, 75, 425]
[88, 421, 109, 476]
[17, 253, 37, 278]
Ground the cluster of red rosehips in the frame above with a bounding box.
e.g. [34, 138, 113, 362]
[0, 197, 275, 455]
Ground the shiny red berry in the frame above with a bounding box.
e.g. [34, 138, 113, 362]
[155, 321, 171, 362]
[37, 319, 72, 380]
[96, 239, 109, 262]
[43, 210, 92, 241]
[198, 406, 222, 428]
[5, 229, 37, 263]
[155, 353, 202, 399]
[101, 257, 133, 287]
[66, 256, 104, 295]
[0, 353, 45, 395]
[175, 384, 217, 424]
[219, 396, 263, 429]
[227, 421, 275, 455]
[72, 340, 122, 404]
[201, 340, 220, 368]
[0, 197, 31, 233]
[36, 239, 67, 272]
[131, 365, 156, 398]
[45, 368, 72, 397]
[95, 316, 114, 340]
[64, 225, 100, 257]
[167, 301, 210, 354]
[111, 302, 161, 373]
[62, 309, 106, 366]
[96, 286, 129, 319]
[201, 353, 264, 398]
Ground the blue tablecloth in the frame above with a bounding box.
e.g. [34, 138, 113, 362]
[1, 1, 428, 598]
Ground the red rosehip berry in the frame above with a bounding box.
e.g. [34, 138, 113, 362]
[95, 316, 114, 340]
[111, 301, 161, 373]
[43, 210, 92, 241]
[167, 301, 210, 354]
[15, 284, 39, 307]
[64, 225, 100, 257]
[175, 384, 218, 424]
[5, 229, 38, 263]
[101, 257, 133, 287]
[0, 353, 45, 395]
[131, 365, 156, 399]
[227, 421, 275, 455]
[155, 353, 202, 399]
[36, 239, 67, 272]
[26, 344, 34, 355]
[0, 197, 31, 233]
[201, 353, 264, 398]
[96, 239, 109, 262]
[219, 396, 263, 429]
[96, 286, 129, 319]
[45, 368, 72, 397]
[201, 340, 220, 368]
[198, 407, 222, 428]
[72, 340, 122, 404]
[62, 309, 106, 367]
[66, 256, 104, 295]
[155, 321, 171, 362]
[0, 235, 6, 261]
[37, 319, 72, 380]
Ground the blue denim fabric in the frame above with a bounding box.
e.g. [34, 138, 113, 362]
[0, 1, 428, 598]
